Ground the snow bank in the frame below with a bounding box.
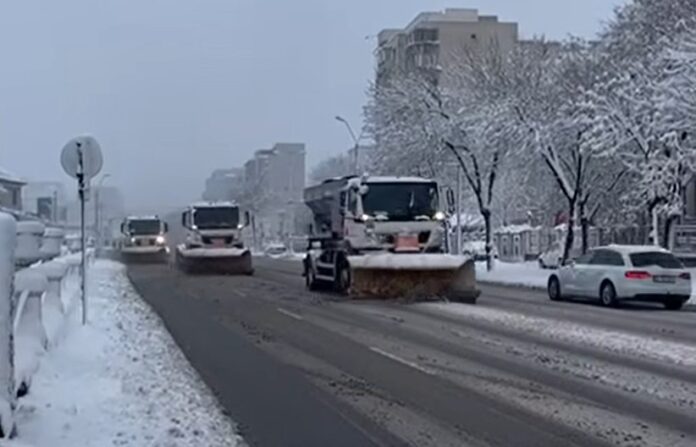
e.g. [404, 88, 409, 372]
[475, 260, 550, 289]
[8, 260, 243, 447]
[423, 303, 696, 367]
[0, 212, 16, 436]
[349, 254, 470, 270]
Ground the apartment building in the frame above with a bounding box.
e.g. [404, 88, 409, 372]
[376, 8, 518, 86]
[202, 168, 244, 203]
[238, 143, 307, 242]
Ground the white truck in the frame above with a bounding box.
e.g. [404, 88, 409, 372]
[175, 201, 253, 275]
[303, 175, 478, 301]
[118, 215, 169, 263]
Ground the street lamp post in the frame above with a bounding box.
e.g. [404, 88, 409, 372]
[94, 173, 111, 251]
[335, 115, 364, 174]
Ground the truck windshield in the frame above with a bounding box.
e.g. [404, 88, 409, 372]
[194, 207, 240, 229]
[127, 220, 161, 235]
[362, 182, 438, 221]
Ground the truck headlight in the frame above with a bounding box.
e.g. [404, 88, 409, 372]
[237, 224, 244, 230]
[434, 211, 446, 221]
[130, 237, 136, 244]
[156, 235, 166, 245]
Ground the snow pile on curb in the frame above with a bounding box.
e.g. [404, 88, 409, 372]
[7, 260, 243, 447]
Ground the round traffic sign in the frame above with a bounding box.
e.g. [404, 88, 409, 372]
[60, 136, 103, 180]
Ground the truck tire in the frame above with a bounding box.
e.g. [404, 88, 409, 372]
[334, 256, 351, 295]
[304, 259, 319, 291]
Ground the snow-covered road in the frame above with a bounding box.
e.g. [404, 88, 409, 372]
[6, 260, 243, 447]
[124, 256, 696, 447]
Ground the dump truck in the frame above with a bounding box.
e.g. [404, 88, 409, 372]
[175, 201, 253, 275]
[118, 215, 170, 263]
[303, 175, 478, 301]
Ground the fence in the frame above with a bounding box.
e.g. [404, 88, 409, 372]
[0, 211, 84, 438]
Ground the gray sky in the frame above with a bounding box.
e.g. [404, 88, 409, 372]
[0, 0, 625, 211]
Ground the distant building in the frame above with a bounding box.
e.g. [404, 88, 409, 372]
[22, 181, 68, 221]
[376, 8, 518, 86]
[66, 186, 125, 230]
[0, 166, 26, 210]
[202, 168, 244, 202]
[240, 143, 307, 241]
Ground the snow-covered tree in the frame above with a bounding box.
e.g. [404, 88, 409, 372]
[309, 153, 353, 185]
[365, 44, 514, 270]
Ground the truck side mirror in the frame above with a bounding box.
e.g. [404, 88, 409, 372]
[308, 224, 314, 235]
[163, 222, 169, 233]
[181, 212, 187, 228]
[446, 188, 455, 214]
[120, 222, 125, 233]
[244, 211, 251, 227]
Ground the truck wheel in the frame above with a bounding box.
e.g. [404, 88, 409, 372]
[306, 266, 318, 290]
[335, 257, 351, 295]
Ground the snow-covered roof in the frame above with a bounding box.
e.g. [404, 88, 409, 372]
[125, 215, 160, 221]
[494, 224, 539, 234]
[605, 244, 670, 254]
[191, 201, 239, 208]
[448, 212, 483, 228]
[0, 166, 25, 184]
[365, 176, 434, 184]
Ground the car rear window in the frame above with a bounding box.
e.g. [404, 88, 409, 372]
[629, 252, 683, 269]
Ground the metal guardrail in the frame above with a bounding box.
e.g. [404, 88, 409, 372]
[0, 211, 86, 438]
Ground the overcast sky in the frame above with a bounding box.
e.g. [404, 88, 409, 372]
[0, 0, 626, 212]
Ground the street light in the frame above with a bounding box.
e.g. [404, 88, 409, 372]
[335, 115, 364, 173]
[94, 173, 111, 250]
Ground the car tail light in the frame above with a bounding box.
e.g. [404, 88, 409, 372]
[625, 271, 652, 280]
[679, 272, 691, 280]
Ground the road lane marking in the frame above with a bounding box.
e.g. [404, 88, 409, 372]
[230, 289, 247, 298]
[277, 308, 304, 321]
[369, 347, 434, 376]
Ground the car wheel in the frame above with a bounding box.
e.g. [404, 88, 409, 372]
[663, 299, 685, 311]
[600, 281, 618, 307]
[548, 276, 562, 301]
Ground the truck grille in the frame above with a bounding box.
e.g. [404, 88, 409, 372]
[202, 237, 233, 245]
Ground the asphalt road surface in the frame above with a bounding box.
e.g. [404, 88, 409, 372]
[127, 256, 696, 447]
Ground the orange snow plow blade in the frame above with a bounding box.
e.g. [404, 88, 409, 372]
[348, 254, 479, 302]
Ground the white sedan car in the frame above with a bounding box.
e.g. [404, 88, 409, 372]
[547, 245, 692, 310]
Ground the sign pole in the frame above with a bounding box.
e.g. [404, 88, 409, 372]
[60, 134, 103, 326]
[77, 145, 88, 325]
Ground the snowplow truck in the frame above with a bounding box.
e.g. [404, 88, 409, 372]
[175, 202, 253, 275]
[119, 216, 170, 263]
[303, 175, 479, 302]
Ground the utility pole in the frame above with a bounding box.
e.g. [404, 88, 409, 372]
[456, 165, 462, 255]
[335, 115, 364, 174]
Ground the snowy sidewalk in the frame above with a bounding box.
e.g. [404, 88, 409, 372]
[5, 260, 243, 447]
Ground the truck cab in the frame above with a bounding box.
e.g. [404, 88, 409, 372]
[119, 215, 169, 261]
[181, 202, 249, 250]
[305, 175, 447, 253]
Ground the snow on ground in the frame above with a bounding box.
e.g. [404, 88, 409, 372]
[475, 260, 550, 289]
[6, 260, 243, 447]
[422, 302, 696, 367]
